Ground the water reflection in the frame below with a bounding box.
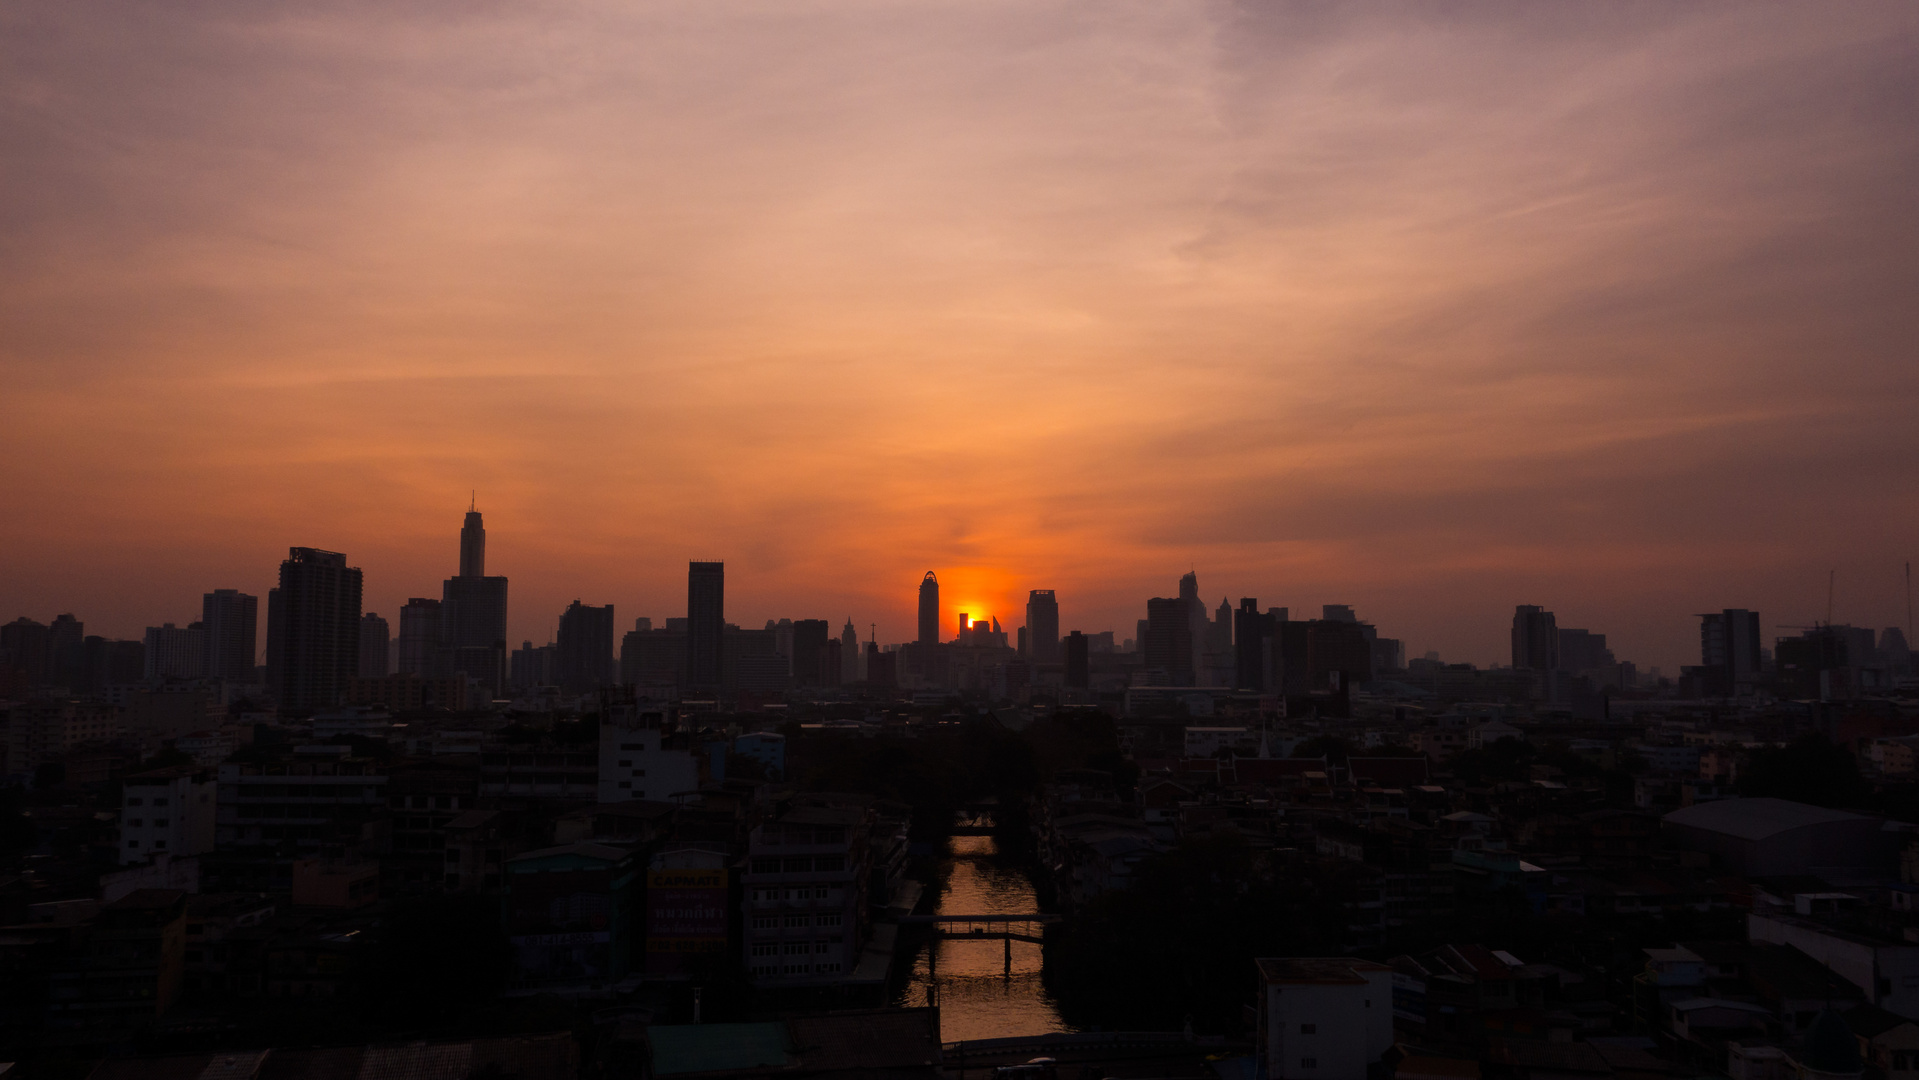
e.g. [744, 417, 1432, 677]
[895, 835, 1073, 1042]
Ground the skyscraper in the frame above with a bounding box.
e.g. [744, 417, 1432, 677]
[556, 600, 617, 692]
[918, 572, 940, 647]
[1026, 590, 1060, 664]
[1064, 630, 1089, 689]
[841, 618, 861, 683]
[440, 506, 509, 694]
[1144, 596, 1195, 686]
[358, 613, 391, 677]
[201, 588, 258, 680]
[1699, 609, 1762, 695]
[460, 506, 486, 577]
[265, 547, 363, 711]
[397, 597, 441, 676]
[47, 613, 84, 690]
[143, 623, 207, 680]
[1511, 605, 1559, 671]
[687, 561, 725, 692]
[1234, 598, 1278, 692]
[791, 619, 831, 686]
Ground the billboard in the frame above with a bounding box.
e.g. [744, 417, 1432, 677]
[647, 868, 729, 972]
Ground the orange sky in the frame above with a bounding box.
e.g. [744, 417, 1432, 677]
[4, 2, 1918, 670]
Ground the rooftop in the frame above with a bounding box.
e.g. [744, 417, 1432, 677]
[1255, 956, 1391, 985]
[1663, 798, 1875, 842]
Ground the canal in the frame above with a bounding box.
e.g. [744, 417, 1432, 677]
[892, 834, 1074, 1042]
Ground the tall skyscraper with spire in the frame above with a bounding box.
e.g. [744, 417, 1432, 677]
[441, 502, 509, 696]
[918, 572, 940, 647]
[840, 617, 861, 682]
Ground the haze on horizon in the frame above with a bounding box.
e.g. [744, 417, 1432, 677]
[4, 1, 1918, 671]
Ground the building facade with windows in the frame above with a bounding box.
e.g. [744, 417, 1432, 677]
[741, 803, 871, 986]
[120, 767, 217, 865]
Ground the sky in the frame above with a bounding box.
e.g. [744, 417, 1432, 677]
[3, 1, 1918, 671]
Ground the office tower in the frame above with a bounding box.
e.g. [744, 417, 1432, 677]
[1178, 572, 1208, 669]
[397, 598, 442, 676]
[1234, 598, 1278, 692]
[1144, 597, 1195, 686]
[556, 601, 617, 693]
[820, 638, 843, 688]
[687, 561, 725, 691]
[143, 623, 208, 680]
[1, 617, 50, 693]
[440, 507, 509, 695]
[81, 636, 146, 692]
[1511, 605, 1559, 671]
[1065, 631, 1089, 689]
[841, 618, 861, 682]
[45, 614, 84, 690]
[1699, 609, 1763, 695]
[1556, 628, 1614, 673]
[459, 506, 486, 577]
[1026, 590, 1060, 664]
[265, 547, 363, 711]
[1322, 605, 1357, 623]
[358, 613, 391, 677]
[201, 589, 258, 680]
[791, 619, 831, 686]
[621, 625, 686, 692]
[918, 572, 940, 647]
[511, 640, 559, 690]
[866, 641, 897, 688]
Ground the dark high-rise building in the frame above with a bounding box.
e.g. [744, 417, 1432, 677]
[1511, 605, 1559, 671]
[621, 624, 686, 692]
[397, 598, 442, 676]
[1699, 609, 1763, 696]
[1064, 630, 1089, 689]
[841, 618, 861, 683]
[687, 561, 725, 691]
[918, 572, 941, 647]
[358, 613, 391, 677]
[866, 642, 897, 688]
[1026, 590, 1060, 664]
[201, 589, 258, 680]
[1, 617, 50, 693]
[1234, 598, 1278, 692]
[82, 636, 145, 692]
[144, 622, 208, 680]
[1144, 597, 1195, 686]
[511, 639, 559, 690]
[47, 614, 84, 690]
[791, 619, 831, 686]
[459, 507, 486, 577]
[440, 508, 509, 695]
[556, 600, 616, 692]
[265, 547, 363, 712]
[1557, 628, 1614, 673]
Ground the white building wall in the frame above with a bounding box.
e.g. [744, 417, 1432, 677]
[598, 723, 701, 803]
[1264, 968, 1394, 1080]
[121, 773, 216, 865]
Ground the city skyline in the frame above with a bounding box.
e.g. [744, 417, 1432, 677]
[4, 4, 1919, 672]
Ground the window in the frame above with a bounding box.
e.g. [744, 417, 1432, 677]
[784, 857, 815, 873]
[785, 915, 810, 928]
[127, 840, 139, 848]
[813, 855, 845, 872]
[752, 858, 782, 875]
[816, 961, 841, 973]
[1299, 1024, 1315, 1034]
[155, 840, 167, 849]
[784, 964, 810, 974]
[617, 760, 631, 767]
[631, 769, 646, 777]
[816, 913, 842, 927]
[784, 943, 810, 955]
[750, 964, 777, 977]
[620, 743, 643, 751]
[153, 798, 169, 807]
[128, 819, 143, 827]
[153, 818, 169, 828]
[815, 941, 834, 954]
[752, 916, 780, 930]
[127, 798, 144, 806]
[618, 782, 630, 789]
[750, 943, 779, 957]
[1301, 1059, 1316, 1069]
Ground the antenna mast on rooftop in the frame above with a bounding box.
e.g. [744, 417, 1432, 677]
[1827, 570, 1836, 628]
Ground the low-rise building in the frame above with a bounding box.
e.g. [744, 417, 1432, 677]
[742, 802, 871, 986]
[1256, 956, 1394, 1080]
[119, 767, 217, 865]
